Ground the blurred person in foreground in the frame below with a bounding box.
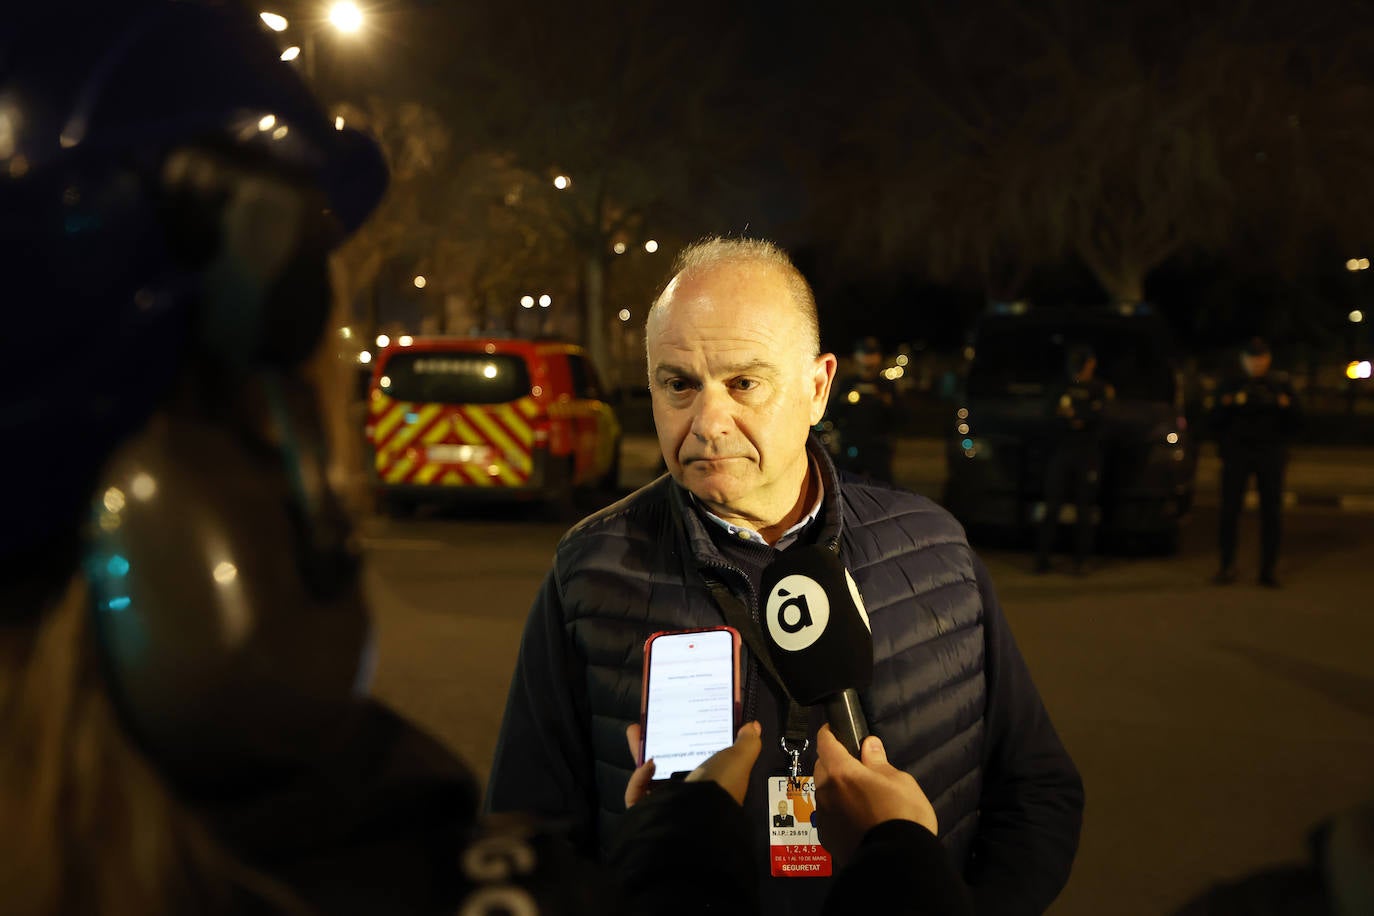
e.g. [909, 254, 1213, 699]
[486, 237, 1084, 916]
[1034, 345, 1113, 575]
[0, 5, 974, 914]
[825, 335, 900, 482]
[1209, 337, 1301, 588]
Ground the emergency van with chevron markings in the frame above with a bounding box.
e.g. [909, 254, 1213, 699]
[364, 337, 621, 513]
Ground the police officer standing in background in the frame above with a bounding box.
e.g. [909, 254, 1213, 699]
[826, 336, 899, 481]
[1211, 337, 1301, 587]
[1036, 345, 1114, 574]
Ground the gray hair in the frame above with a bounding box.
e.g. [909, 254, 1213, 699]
[649, 236, 821, 356]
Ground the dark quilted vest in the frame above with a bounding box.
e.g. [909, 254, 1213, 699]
[553, 442, 986, 890]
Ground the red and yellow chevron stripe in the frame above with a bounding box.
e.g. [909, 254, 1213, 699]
[369, 391, 544, 489]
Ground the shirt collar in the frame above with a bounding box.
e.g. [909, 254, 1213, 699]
[693, 455, 825, 549]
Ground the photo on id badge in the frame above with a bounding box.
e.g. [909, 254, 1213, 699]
[639, 626, 741, 781]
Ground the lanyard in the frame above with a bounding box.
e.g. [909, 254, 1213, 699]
[703, 577, 810, 777]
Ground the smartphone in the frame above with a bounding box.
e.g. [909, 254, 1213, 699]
[639, 626, 741, 781]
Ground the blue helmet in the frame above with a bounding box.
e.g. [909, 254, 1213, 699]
[1, 0, 386, 559]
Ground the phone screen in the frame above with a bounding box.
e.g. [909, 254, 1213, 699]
[641, 628, 738, 779]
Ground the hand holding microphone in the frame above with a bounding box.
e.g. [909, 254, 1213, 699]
[812, 725, 938, 867]
[758, 545, 874, 757]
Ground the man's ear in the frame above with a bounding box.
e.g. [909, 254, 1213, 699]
[810, 353, 838, 425]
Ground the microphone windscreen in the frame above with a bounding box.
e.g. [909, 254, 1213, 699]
[758, 545, 873, 705]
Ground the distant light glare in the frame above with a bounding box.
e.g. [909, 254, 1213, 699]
[280, 46, 301, 61]
[538, 294, 552, 308]
[553, 175, 571, 190]
[618, 309, 631, 321]
[613, 241, 627, 255]
[847, 391, 860, 404]
[1166, 432, 1180, 444]
[398, 335, 414, 347]
[335, 115, 345, 130]
[103, 487, 126, 514]
[1351, 310, 1365, 323]
[644, 239, 659, 253]
[413, 275, 427, 289]
[340, 326, 353, 339]
[895, 354, 909, 366]
[130, 473, 157, 501]
[483, 364, 498, 379]
[258, 114, 276, 131]
[329, 1, 363, 32]
[957, 423, 970, 435]
[271, 125, 288, 140]
[357, 350, 372, 364]
[379, 375, 392, 388]
[260, 11, 288, 31]
[520, 295, 535, 308]
[213, 562, 239, 585]
[1348, 360, 1373, 380]
[376, 335, 390, 348]
[957, 407, 969, 419]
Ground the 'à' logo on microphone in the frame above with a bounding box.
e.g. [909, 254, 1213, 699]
[765, 574, 830, 652]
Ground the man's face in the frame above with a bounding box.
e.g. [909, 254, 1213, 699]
[646, 262, 836, 529]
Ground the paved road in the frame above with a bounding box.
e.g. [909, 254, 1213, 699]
[360, 445, 1374, 915]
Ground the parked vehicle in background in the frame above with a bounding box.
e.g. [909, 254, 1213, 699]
[943, 303, 1197, 553]
[365, 337, 621, 515]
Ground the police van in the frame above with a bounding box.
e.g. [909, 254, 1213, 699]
[364, 337, 621, 514]
[942, 304, 1197, 553]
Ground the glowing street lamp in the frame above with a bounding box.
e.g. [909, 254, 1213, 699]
[260, 11, 288, 31]
[413, 275, 427, 289]
[328, 1, 364, 33]
[553, 175, 571, 190]
[1350, 310, 1365, 324]
[644, 239, 659, 253]
[538, 294, 552, 308]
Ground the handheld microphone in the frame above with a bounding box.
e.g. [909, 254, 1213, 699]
[758, 545, 873, 757]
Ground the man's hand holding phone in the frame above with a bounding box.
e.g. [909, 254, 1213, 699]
[624, 720, 762, 808]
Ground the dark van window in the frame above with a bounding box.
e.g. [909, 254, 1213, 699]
[379, 353, 530, 404]
[967, 322, 1175, 402]
[566, 354, 603, 400]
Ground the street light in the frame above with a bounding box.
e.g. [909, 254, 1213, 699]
[328, 1, 363, 32]
[263, 6, 365, 82]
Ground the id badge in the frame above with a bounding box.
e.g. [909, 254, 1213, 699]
[766, 774, 832, 877]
